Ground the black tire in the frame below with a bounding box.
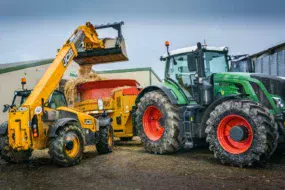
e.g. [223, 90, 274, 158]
[49, 124, 84, 167]
[120, 137, 133, 141]
[0, 135, 32, 163]
[135, 90, 184, 154]
[96, 125, 114, 154]
[205, 99, 278, 167]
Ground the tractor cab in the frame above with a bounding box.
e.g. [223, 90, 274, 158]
[161, 42, 229, 105]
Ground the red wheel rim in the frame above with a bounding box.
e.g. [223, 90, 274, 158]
[143, 106, 164, 141]
[217, 114, 253, 154]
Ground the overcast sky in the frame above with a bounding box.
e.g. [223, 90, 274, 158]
[0, 0, 284, 78]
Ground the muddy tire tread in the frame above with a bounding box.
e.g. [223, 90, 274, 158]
[205, 99, 278, 167]
[135, 90, 184, 154]
[48, 125, 84, 167]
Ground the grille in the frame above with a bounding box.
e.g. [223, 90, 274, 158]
[251, 74, 285, 100]
[250, 82, 272, 109]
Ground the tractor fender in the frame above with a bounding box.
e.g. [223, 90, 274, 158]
[199, 94, 243, 138]
[0, 121, 8, 135]
[98, 117, 112, 127]
[48, 118, 79, 137]
[135, 85, 178, 105]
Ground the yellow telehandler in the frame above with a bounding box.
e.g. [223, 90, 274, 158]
[0, 21, 128, 166]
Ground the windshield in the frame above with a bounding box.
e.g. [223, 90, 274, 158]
[165, 53, 197, 95]
[204, 51, 228, 77]
[12, 91, 31, 107]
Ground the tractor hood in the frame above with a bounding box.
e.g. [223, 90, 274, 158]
[213, 72, 285, 113]
[213, 72, 253, 80]
[214, 72, 285, 95]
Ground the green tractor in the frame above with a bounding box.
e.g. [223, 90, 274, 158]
[134, 41, 285, 167]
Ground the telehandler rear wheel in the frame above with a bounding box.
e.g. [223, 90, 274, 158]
[136, 90, 184, 154]
[0, 135, 32, 163]
[96, 125, 114, 154]
[206, 99, 278, 167]
[49, 124, 84, 167]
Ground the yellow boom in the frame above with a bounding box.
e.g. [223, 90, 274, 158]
[23, 22, 105, 114]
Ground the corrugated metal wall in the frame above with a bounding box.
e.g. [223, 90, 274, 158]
[255, 50, 285, 76]
[278, 50, 285, 76]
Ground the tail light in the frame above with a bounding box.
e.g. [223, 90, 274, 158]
[32, 115, 39, 138]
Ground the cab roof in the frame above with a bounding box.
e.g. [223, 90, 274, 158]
[162, 45, 228, 58]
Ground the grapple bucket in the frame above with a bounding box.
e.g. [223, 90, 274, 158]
[74, 38, 128, 65]
[74, 22, 128, 65]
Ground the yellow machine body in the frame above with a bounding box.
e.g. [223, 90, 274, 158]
[74, 79, 141, 139]
[5, 22, 127, 151]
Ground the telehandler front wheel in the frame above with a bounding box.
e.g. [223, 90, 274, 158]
[206, 99, 278, 167]
[136, 90, 184, 154]
[49, 124, 84, 167]
[96, 125, 114, 154]
[0, 135, 32, 163]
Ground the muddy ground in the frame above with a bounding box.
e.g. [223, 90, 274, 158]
[1, 137, 285, 190]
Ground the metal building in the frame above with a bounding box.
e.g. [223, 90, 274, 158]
[96, 67, 161, 87]
[0, 59, 161, 123]
[0, 59, 79, 123]
[251, 43, 285, 76]
[230, 55, 253, 72]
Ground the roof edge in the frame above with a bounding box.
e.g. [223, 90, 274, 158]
[0, 58, 54, 74]
[250, 42, 285, 58]
[94, 67, 162, 82]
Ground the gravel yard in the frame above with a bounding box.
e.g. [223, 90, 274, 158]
[1, 137, 285, 190]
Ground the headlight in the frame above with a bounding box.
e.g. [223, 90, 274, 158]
[272, 97, 284, 108]
[98, 99, 104, 110]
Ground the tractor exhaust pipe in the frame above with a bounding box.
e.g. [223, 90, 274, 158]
[197, 42, 206, 78]
[196, 42, 213, 106]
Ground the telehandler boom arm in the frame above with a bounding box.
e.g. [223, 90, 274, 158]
[22, 22, 125, 117]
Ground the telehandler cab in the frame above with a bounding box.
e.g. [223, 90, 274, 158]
[0, 21, 128, 166]
[135, 41, 284, 167]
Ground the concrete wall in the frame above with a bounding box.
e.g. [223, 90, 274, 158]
[0, 61, 79, 123]
[151, 72, 161, 85]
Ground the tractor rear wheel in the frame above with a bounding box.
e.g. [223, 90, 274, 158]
[0, 135, 32, 163]
[96, 125, 114, 154]
[206, 99, 278, 167]
[49, 124, 84, 167]
[136, 90, 183, 154]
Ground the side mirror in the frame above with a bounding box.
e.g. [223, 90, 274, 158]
[3, 104, 10, 113]
[160, 56, 165, 61]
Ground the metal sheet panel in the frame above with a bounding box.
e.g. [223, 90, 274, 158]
[270, 52, 278, 76]
[262, 55, 270, 75]
[277, 50, 285, 77]
[255, 58, 262, 73]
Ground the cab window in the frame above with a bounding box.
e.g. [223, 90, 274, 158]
[48, 91, 67, 109]
[165, 53, 197, 95]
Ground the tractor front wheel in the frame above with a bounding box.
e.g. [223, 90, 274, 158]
[136, 90, 184, 154]
[206, 99, 278, 167]
[49, 124, 84, 167]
